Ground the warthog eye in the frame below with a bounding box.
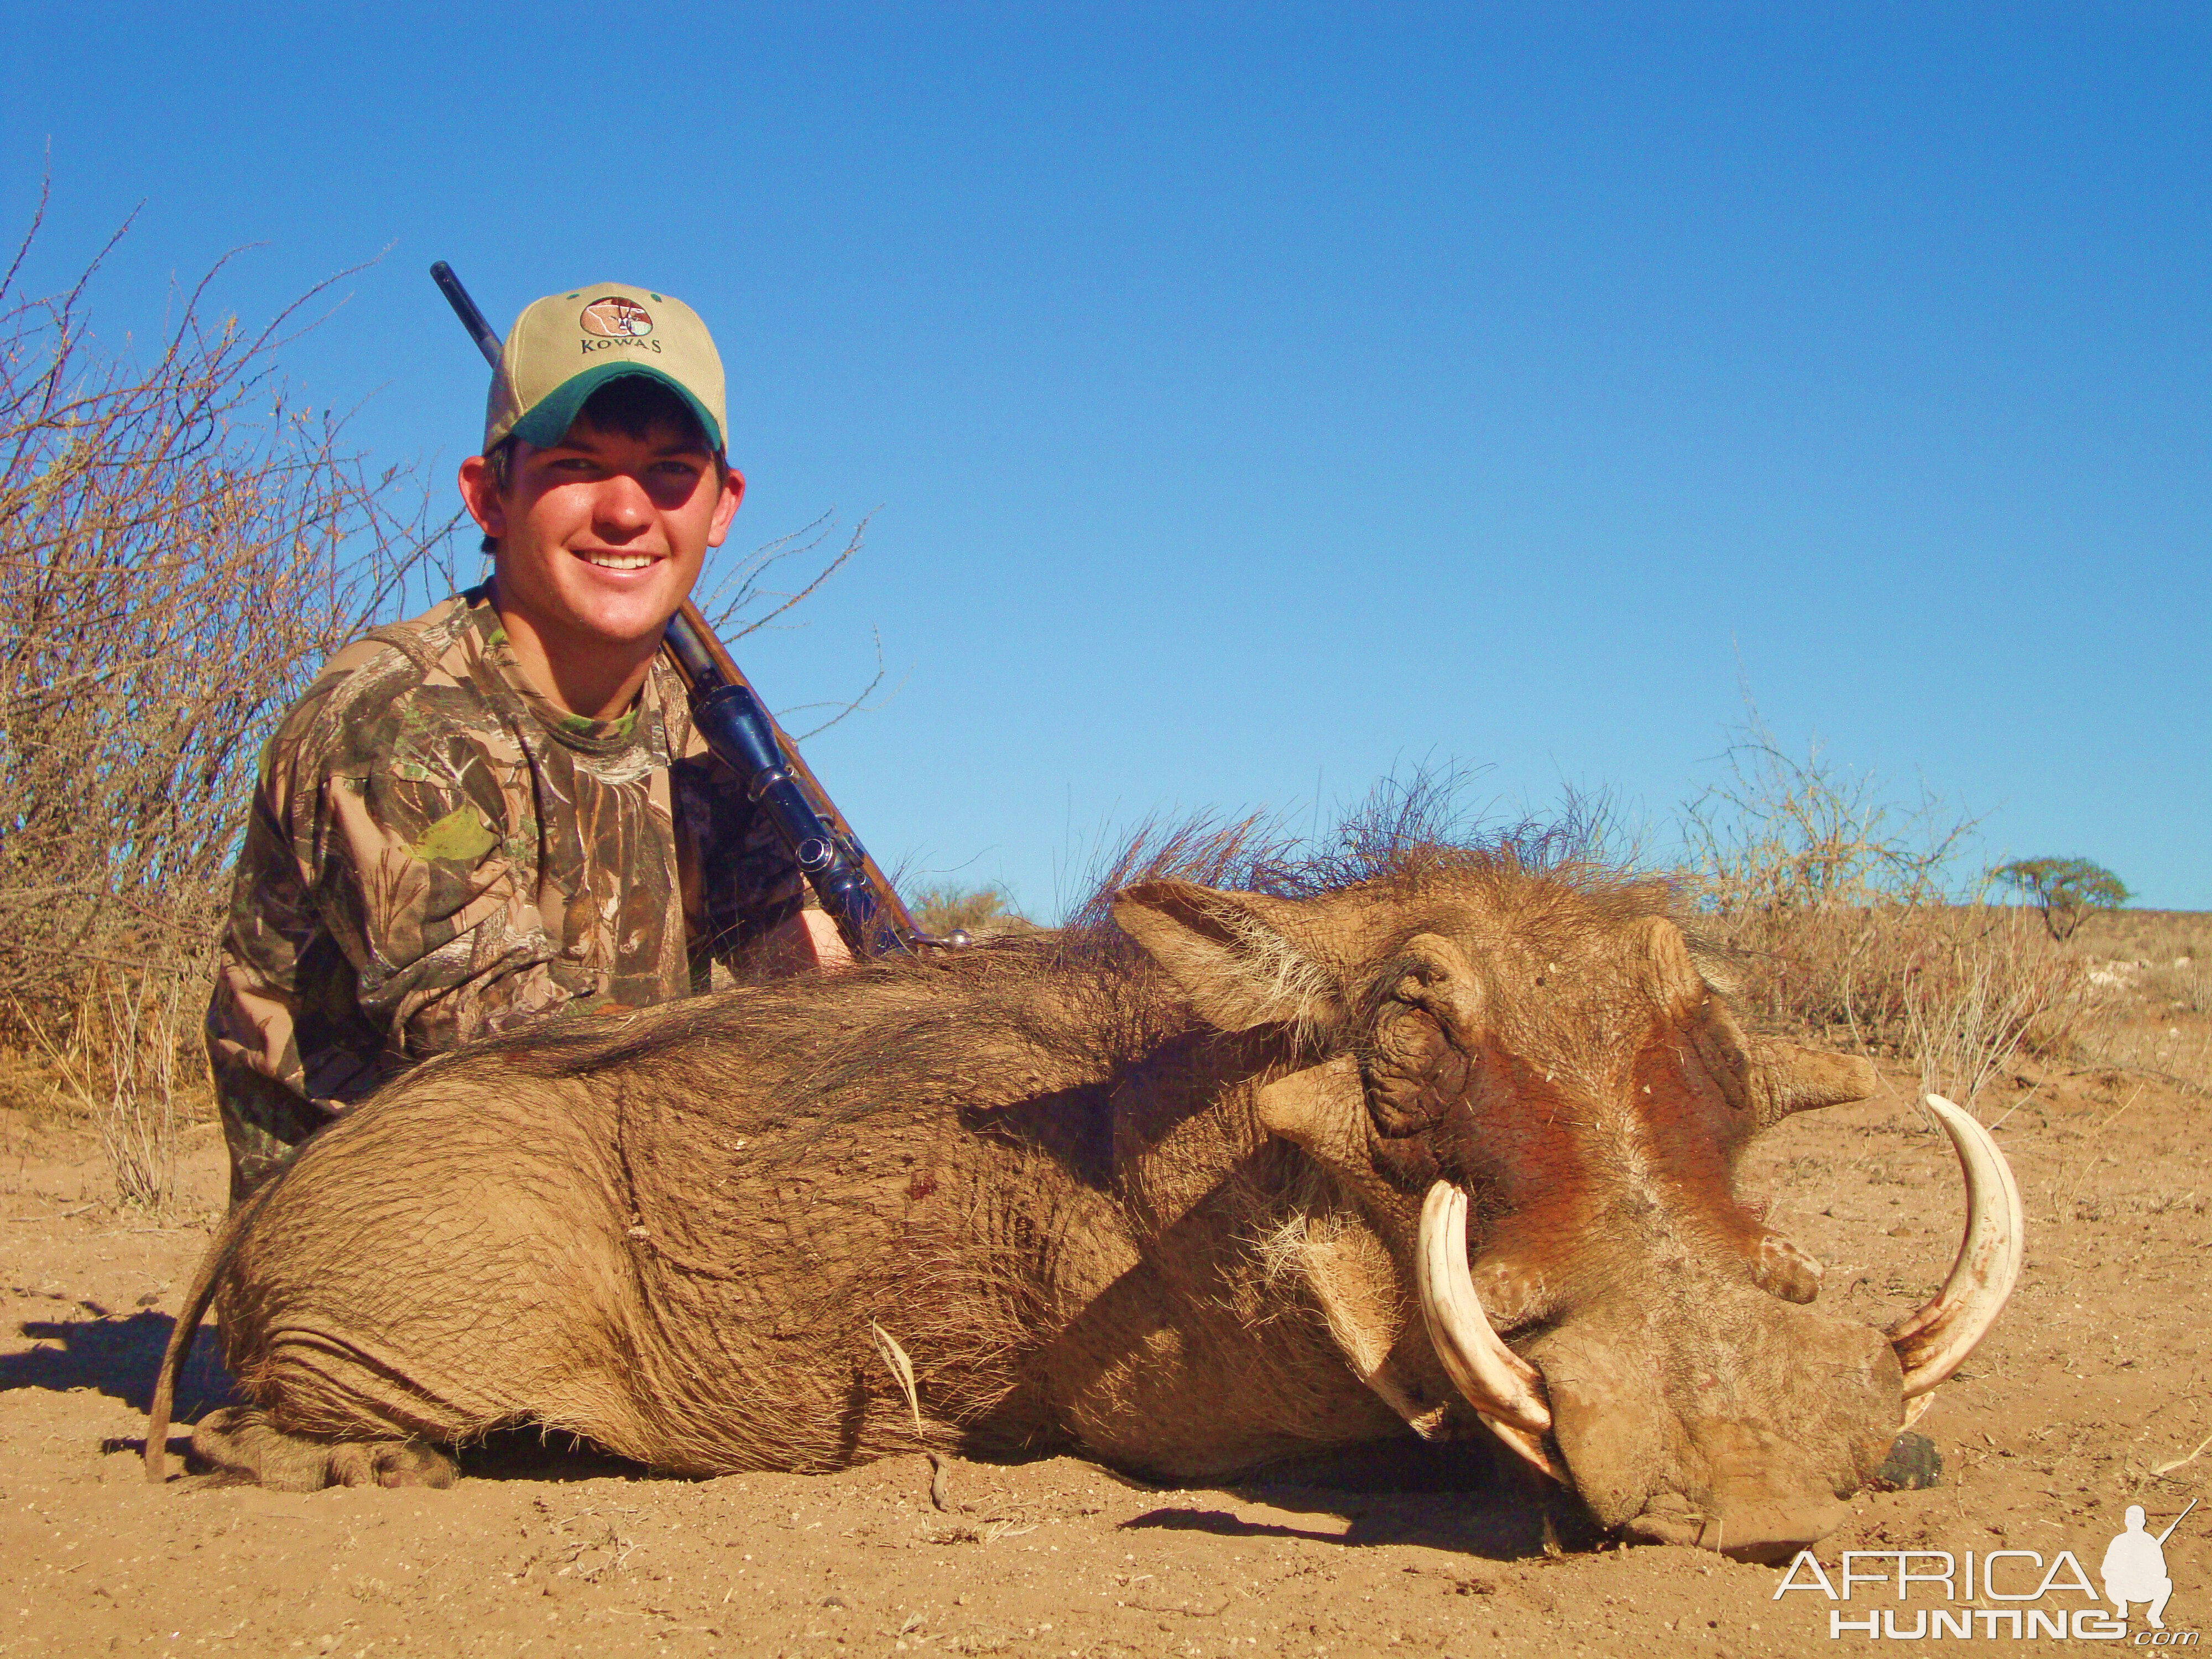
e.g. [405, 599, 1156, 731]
[1365, 999, 1470, 1138]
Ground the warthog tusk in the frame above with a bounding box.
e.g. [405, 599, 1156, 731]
[1887, 1095, 2026, 1408]
[1416, 1182, 1563, 1482]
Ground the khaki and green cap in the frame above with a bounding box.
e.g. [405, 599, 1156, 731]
[483, 281, 727, 454]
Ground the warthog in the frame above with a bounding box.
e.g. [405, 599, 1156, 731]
[147, 837, 2020, 1561]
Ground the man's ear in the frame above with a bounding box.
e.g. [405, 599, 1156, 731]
[706, 465, 745, 548]
[1112, 879, 1338, 1034]
[458, 454, 505, 540]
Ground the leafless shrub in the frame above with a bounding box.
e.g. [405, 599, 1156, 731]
[694, 508, 890, 740]
[1681, 698, 1974, 917]
[1900, 909, 2107, 1106]
[0, 195, 450, 1203]
[1679, 700, 2108, 1107]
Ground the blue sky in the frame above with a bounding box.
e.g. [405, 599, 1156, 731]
[6, 4, 2205, 911]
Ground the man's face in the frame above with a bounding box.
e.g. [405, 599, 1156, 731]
[460, 418, 744, 653]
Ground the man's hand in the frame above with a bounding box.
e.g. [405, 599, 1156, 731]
[748, 907, 853, 978]
[794, 909, 854, 969]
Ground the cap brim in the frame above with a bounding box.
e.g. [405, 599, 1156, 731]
[508, 360, 725, 453]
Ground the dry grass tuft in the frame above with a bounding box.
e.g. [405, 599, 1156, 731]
[7, 967, 192, 1207]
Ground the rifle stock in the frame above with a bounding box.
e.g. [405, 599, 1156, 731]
[430, 262, 947, 959]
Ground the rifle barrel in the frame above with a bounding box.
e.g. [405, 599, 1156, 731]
[430, 262, 503, 368]
[2155, 1496, 2198, 1546]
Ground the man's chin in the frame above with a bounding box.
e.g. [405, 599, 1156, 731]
[560, 582, 688, 643]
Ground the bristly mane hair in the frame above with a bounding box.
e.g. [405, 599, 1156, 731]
[476, 774, 1678, 1145]
[1058, 770, 1648, 948]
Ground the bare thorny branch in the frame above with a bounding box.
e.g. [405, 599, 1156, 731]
[0, 210, 456, 1204]
[1678, 691, 1980, 915]
[693, 507, 892, 738]
[0, 245, 452, 983]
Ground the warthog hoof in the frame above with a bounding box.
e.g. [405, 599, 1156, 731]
[188, 1407, 457, 1491]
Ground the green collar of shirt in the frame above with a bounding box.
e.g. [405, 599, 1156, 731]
[462, 584, 652, 755]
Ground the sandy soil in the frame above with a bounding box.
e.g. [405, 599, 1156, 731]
[4, 1010, 2207, 1658]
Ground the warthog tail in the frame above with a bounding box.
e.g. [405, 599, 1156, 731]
[144, 1183, 275, 1484]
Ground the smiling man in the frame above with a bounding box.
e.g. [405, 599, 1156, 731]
[207, 283, 842, 1204]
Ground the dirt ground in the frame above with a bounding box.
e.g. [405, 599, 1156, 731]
[4, 971, 2206, 1658]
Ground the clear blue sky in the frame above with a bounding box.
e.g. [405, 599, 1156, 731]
[6, 4, 2205, 912]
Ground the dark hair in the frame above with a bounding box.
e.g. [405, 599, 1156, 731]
[478, 375, 728, 553]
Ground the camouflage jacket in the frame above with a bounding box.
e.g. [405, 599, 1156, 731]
[207, 587, 806, 1201]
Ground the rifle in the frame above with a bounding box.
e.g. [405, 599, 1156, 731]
[429, 262, 959, 959]
[2156, 1496, 2198, 1546]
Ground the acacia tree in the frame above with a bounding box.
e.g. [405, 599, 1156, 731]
[1991, 857, 2131, 942]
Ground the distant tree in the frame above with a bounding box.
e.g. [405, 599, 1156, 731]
[1991, 857, 2131, 941]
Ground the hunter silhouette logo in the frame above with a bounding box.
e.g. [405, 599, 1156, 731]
[2106, 1499, 2194, 1630]
[579, 296, 654, 338]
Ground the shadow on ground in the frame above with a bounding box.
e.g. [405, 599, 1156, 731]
[3, 1311, 232, 1418]
[1123, 1434, 1594, 1559]
[457, 1427, 664, 1484]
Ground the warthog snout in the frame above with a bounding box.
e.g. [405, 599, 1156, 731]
[1529, 1285, 1903, 1563]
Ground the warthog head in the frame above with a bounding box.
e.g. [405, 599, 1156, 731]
[1115, 865, 2020, 1562]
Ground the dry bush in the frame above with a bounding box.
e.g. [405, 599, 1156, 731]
[909, 881, 1032, 938]
[0, 197, 448, 1203]
[2136, 959, 2208, 1016]
[1895, 908, 2108, 1104]
[13, 967, 190, 1207]
[1681, 706, 1971, 916]
[2069, 907, 2210, 969]
[1680, 706, 2108, 1109]
[1708, 901, 2105, 1082]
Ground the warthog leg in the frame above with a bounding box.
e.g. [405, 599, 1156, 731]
[187, 1407, 456, 1492]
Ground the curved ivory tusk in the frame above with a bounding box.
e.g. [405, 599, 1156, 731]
[1888, 1095, 2026, 1401]
[1416, 1182, 1563, 1481]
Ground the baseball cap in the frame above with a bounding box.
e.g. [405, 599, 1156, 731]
[482, 282, 727, 454]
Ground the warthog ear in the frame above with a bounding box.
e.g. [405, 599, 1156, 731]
[1113, 879, 1340, 1034]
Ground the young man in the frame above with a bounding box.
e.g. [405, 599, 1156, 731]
[207, 283, 844, 1204]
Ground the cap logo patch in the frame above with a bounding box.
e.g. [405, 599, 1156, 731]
[578, 296, 655, 339]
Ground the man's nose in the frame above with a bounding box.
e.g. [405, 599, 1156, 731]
[591, 473, 654, 535]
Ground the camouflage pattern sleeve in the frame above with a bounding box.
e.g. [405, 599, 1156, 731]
[304, 721, 580, 1055]
[210, 598, 820, 1204]
[209, 617, 620, 1200]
